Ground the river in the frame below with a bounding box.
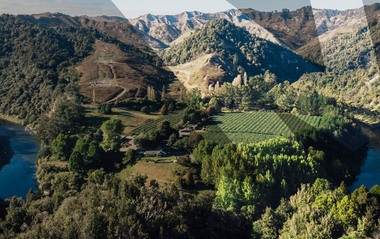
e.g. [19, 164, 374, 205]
[349, 135, 380, 191]
[0, 122, 41, 199]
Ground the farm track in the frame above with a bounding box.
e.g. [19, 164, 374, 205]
[104, 63, 128, 104]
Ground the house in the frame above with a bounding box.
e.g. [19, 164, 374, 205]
[144, 150, 168, 157]
[185, 124, 198, 131]
[136, 150, 145, 155]
[179, 129, 192, 137]
[156, 146, 170, 155]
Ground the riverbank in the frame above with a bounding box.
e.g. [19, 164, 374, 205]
[0, 114, 37, 135]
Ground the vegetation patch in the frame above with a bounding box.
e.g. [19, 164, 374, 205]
[130, 111, 184, 135]
[82, 108, 161, 135]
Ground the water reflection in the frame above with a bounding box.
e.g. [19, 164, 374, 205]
[349, 135, 380, 191]
[0, 124, 40, 199]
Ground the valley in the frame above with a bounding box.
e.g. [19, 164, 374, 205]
[1, 3, 380, 238]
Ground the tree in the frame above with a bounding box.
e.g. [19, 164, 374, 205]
[141, 106, 149, 114]
[160, 104, 168, 115]
[123, 149, 137, 165]
[101, 119, 124, 151]
[104, 104, 112, 114]
[206, 107, 212, 117]
[69, 151, 84, 173]
[50, 134, 75, 161]
[183, 171, 195, 187]
[172, 137, 188, 151]
[36, 99, 84, 143]
[26, 188, 35, 204]
[4, 196, 26, 233]
[69, 135, 104, 172]
[277, 94, 293, 112]
[133, 134, 151, 150]
[187, 132, 204, 150]
[193, 140, 216, 164]
[167, 134, 177, 148]
[157, 120, 175, 139]
[183, 107, 207, 125]
[331, 195, 360, 229]
[209, 98, 222, 113]
[149, 130, 161, 144]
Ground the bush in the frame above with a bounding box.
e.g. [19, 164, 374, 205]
[141, 106, 149, 114]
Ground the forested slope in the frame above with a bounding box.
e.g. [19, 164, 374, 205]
[0, 14, 97, 125]
[0, 14, 174, 128]
[163, 18, 318, 83]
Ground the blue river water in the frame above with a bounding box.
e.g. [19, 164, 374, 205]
[349, 136, 380, 191]
[0, 123, 40, 199]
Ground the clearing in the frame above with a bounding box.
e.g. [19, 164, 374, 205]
[82, 108, 162, 135]
[119, 160, 180, 186]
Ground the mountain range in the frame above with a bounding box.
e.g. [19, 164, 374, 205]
[2, 3, 380, 121]
[126, 5, 380, 109]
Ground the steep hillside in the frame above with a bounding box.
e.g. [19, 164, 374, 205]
[76, 40, 173, 103]
[17, 13, 176, 101]
[284, 5, 380, 111]
[169, 53, 236, 92]
[240, 7, 324, 70]
[243, 5, 380, 73]
[292, 24, 380, 110]
[0, 13, 176, 127]
[0, 14, 97, 125]
[17, 12, 161, 52]
[312, 8, 368, 35]
[365, 3, 380, 71]
[162, 18, 317, 92]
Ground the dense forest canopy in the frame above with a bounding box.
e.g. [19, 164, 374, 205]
[0, 14, 98, 125]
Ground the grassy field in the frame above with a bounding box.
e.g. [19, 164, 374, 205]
[141, 156, 177, 162]
[130, 111, 184, 135]
[118, 161, 180, 185]
[81, 107, 162, 135]
[201, 112, 321, 144]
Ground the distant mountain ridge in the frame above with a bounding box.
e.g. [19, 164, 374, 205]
[16, 12, 154, 51]
[129, 9, 285, 48]
[128, 5, 380, 70]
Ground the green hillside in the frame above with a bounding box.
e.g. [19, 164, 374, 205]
[0, 14, 96, 125]
[0, 14, 171, 127]
[163, 18, 318, 82]
[292, 25, 380, 110]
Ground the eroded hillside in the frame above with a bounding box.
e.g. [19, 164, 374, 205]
[76, 40, 173, 103]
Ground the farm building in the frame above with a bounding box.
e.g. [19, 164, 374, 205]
[144, 150, 168, 157]
[179, 129, 192, 137]
[185, 124, 198, 130]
